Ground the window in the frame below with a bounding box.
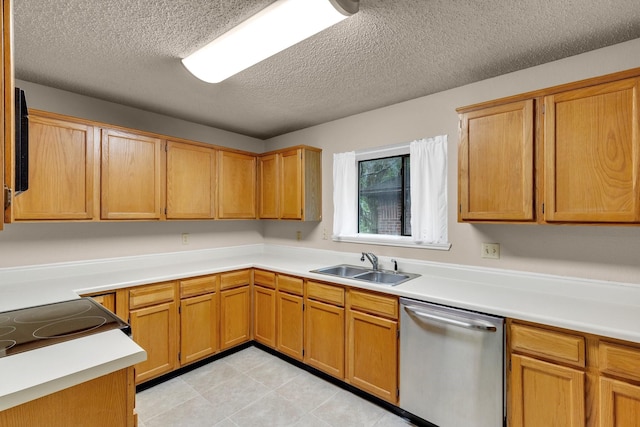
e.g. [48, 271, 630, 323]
[358, 155, 411, 236]
[333, 136, 450, 250]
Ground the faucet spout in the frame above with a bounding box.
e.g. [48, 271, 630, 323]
[360, 252, 379, 271]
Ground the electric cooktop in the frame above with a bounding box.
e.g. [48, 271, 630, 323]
[0, 297, 130, 358]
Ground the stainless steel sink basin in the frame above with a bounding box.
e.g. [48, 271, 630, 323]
[313, 264, 369, 277]
[310, 264, 419, 286]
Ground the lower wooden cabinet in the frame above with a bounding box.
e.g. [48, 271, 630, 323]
[0, 368, 136, 427]
[220, 285, 251, 350]
[510, 354, 585, 427]
[130, 300, 178, 383]
[304, 298, 345, 378]
[276, 290, 304, 360]
[599, 377, 640, 427]
[180, 293, 218, 365]
[253, 284, 276, 347]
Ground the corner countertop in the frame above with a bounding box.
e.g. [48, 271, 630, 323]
[1, 243, 639, 411]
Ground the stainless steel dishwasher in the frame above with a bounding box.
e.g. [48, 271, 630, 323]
[399, 298, 505, 427]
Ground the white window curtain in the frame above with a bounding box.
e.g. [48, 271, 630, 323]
[410, 135, 448, 244]
[332, 151, 357, 237]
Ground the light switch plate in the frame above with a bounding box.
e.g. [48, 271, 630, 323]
[481, 243, 500, 259]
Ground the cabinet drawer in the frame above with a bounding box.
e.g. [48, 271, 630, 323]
[306, 280, 344, 306]
[277, 274, 303, 295]
[220, 269, 251, 290]
[180, 275, 218, 298]
[600, 341, 640, 382]
[510, 323, 585, 367]
[347, 290, 398, 319]
[129, 282, 176, 310]
[254, 269, 276, 289]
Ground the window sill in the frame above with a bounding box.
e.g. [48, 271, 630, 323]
[332, 234, 451, 251]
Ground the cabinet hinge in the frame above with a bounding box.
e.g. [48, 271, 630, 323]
[164, 207, 167, 215]
[178, 305, 181, 314]
[178, 351, 181, 361]
[397, 389, 400, 398]
[302, 303, 305, 311]
[3, 186, 11, 210]
[165, 143, 168, 152]
[397, 329, 400, 339]
[509, 358, 512, 372]
[302, 349, 305, 356]
[459, 204, 462, 213]
[542, 203, 545, 214]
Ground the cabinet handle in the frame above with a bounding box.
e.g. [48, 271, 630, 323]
[403, 306, 497, 332]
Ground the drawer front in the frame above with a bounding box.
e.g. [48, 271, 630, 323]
[306, 280, 344, 306]
[180, 275, 218, 298]
[510, 323, 585, 367]
[220, 269, 251, 290]
[129, 282, 176, 310]
[254, 269, 276, 289]
[347, 289, 398, 319]
[600, 341, 640, 381]
[277, 274, 304, 295]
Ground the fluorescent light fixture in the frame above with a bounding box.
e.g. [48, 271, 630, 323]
[182, 0, 359, 83]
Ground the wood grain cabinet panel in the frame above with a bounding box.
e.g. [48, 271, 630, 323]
[257, 147, 322, 221]
[101, 128, 164, 220]
[14, 113, 100, 220]
[258, 153, 279, 219]
[600, 377, 640, 427]
[253, 285, 276, 348]
[180, 292, 218, 365]
[166, 140, 216, 219]
[276, 291, 304, 360]
[458, 100, 535, 221]
[217, 150, 256, 219]
[510, 354, 585, 427]
[544, 78, 640, 223]
[304, 298, 345, 379]
[130, 300, 178, 384]
[220, 285, 250, 350]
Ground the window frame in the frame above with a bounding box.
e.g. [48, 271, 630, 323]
[333, 142, 451, 251]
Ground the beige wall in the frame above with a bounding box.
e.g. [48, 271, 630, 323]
[263, 38, 640, 284]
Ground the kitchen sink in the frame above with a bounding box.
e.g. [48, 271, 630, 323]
[310, 264, 420, 286]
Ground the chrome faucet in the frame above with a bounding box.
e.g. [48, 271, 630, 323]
[361, 252, 379, 271]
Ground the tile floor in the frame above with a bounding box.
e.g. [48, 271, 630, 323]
[136, 346, 416, 427]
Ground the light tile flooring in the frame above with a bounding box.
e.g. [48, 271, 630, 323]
[136, 346, 416, 427]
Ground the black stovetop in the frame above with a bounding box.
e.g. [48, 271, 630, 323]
[0, 297, 130, 358]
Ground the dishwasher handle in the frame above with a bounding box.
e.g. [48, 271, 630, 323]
[404, 305, 497, 332]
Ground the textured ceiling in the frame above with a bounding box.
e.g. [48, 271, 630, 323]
[14, 0, 640, 139]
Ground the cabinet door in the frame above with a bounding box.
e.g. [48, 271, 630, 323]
[258, 153, 279, 219]
[218, 151, 256, 219]
[510, 354, 585, 427]
[544, 78, 640, 222]
[346, 309, 398, 403]
[101, 129, 164, 219]
[253, 285, 276, 347]
[180, 293, 218, 365]
[600, 377, 640, 427]
[130, 301, 178, 384]
[276, 291, 303, 360]
[280, 149, 302, 219]
[166, 141, 216, 219]
[304, 299, 344, 378]
[14, 114, 99, 220]
[220, 285, 250, 350]
[458, 100, 535, 221]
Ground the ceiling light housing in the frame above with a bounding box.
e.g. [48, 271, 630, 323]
[182, 0, 360, 83]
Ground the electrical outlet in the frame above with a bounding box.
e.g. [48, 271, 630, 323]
[182, 233, 189, 245]
[322, 227, 328, 240]
[296, 230, 302, 241]
[481, 243, 500, 259]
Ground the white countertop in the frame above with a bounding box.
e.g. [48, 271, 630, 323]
[1, 243, 639, 411]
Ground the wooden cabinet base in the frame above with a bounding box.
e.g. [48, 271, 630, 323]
[0, 368, 136, 427]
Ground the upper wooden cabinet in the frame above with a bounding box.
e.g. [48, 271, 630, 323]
[101, 128, 164, 220]
[0, 0, 10, 232]
[458, 68, 640, 225]
[258, 146, 322, 221]
[166, 140, 217, 219]
[217, 150, 256, 219]
[458, 100, 534, 221]
[13, 112, 100, 220]
[544, 78, 640, 223]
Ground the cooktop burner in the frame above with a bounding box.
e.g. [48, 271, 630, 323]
[0, 298, 130, 358]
